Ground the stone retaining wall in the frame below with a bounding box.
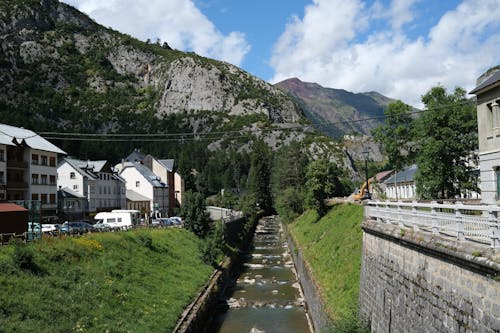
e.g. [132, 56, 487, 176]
[287, 231, 333, 333]
[360, 220, 500, 333]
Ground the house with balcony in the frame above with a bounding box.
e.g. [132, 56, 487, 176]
[470, 67, 500, 204]
[117, 162, 169, 218]
[0, 123, 66, 222]
[57, 158, 126, 220]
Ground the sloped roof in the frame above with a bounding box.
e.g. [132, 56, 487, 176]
[158, 159, 174, 171]
[375, 170, 394, 182]
[126, 189, 150, 202]
[0, 123, 66, 154]
[63, 158, 98, 180]
[0, 203, 28, 212]
[125, 150, 146, 163]
[121, 162, 167, 188]
[58, 187, 85, 199]
[470, 71, 500, 94]
[384, 165, 417, 184]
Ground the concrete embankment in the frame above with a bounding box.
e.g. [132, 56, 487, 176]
[286, 226, 333, 333]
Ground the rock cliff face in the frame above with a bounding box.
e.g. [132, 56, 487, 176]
[0, 0, 302, 132]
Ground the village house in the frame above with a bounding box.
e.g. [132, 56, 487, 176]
[470, 67, 500, 204]
[57, 158, 126, 220]
[383, 165, 418, 200]
[117, 161, 169, 218]
[0, 123, 66, 222]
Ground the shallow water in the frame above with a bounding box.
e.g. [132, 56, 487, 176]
[209, 216, 311, 333]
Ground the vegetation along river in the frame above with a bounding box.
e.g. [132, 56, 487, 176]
[210, 216, 312, 333]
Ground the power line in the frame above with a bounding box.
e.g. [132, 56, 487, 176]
[39, 100, 477, 142]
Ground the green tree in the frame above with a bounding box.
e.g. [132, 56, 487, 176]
[372, 100, 415, 171]
[271, 143, 309, 221]
[414, 86, 478, 199]
[305, 159, 345, 216]
[179, 191, 211, 238]
[247, 140, 273, 213]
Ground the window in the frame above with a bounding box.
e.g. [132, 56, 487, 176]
[49, 194, 56, 204]
[73, 184, 78, 190]
[0, 171, 4, 184]
[70, 172, 76, 179]
[32, 154, 38, 165]
[41, 174, 47, 185]
[49, 156, 56, 167]
[32, 174, 39, 184]
[41, 194, 47, 204]
[49, 175, 56, 185]
[41, 155, 48, 166]
[136, 181, 140, 187]
[31, 193, 39, 201]
[0, 150, 4, 161]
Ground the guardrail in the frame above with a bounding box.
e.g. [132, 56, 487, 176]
[365, 201, 500, 248]
[0, 223, 180, 246]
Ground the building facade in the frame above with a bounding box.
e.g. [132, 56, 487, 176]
[57, 158, 126, 219]
[0, 123, 66, 222]
[470, 68, 500, 204]
[118, 162, 169, 218]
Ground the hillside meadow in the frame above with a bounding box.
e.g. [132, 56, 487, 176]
[0, 228, 214, 332]
[288, 204, 366, 331]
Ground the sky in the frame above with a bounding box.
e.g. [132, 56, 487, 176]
[61, 0, 500, 107]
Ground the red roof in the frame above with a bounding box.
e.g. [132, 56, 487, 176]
[0, 203, 28, 213]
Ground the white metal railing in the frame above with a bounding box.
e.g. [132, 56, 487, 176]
[365, 201, 500, 248]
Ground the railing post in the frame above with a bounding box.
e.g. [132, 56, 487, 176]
[397, 201, 404, 227]
[411, 200, 419, 231]
[455, 201, 465, 241]
[431, 201, 439, 234]
[488, 206, 500, 248]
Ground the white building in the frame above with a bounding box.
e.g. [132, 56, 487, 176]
[143, 156, 185, 209]
[384, 165, 418, 200]
[57, 158, 126, 219]
[118, 162, 169, 217]
[0, 123, 66, 222]
[470, 68, 500, 204]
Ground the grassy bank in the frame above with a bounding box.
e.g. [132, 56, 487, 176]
[288, 204, 364, 327]
[0, 229, 214, 332]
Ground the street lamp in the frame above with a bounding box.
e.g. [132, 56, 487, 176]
[362, 151, 371, 200]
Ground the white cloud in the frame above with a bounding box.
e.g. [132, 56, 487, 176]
[61, 0, 250, 66]
[270, 0, 500, 107]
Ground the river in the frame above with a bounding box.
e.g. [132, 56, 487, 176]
[209, 216, 312, 333]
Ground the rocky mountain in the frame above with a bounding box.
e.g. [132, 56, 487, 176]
[0, 0, 312, 157]
[276, 78, 395, 138]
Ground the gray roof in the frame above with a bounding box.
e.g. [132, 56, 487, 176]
[126, 189, 150, 202]
[124, 162, 168, 188]
[125, 150, 146, 163]
[158, 159, 174, 171]
[0, 123, 66, 154]
[58, 187, 85, 199]
[384, 165, 417, 184]
[470, 71, 500, 94]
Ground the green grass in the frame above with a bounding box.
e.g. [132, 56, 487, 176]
[289, 204, 364, 321]
[0, 229, 214, 332]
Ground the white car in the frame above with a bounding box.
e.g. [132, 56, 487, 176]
[41, 224, 58, 233]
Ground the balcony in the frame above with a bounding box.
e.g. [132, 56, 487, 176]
[6, 181, 29, 189]
[7, 160, 28, 169]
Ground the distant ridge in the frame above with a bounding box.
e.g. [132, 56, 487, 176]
[276, 78, 395, 138]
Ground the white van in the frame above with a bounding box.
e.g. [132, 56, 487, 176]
[94, 212, 134, 230]
[111, 210, 141, 225]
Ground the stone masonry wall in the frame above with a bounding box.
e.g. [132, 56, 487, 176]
[359, 221, 500, 333]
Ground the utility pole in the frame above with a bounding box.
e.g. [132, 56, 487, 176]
[362, 151, 371, 199]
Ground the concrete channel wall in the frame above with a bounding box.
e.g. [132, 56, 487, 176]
[286, 227, 333, 333]
[360, 219, 500, 333]
[172, 216, 257, 333]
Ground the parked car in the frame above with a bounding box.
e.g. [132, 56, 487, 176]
[59, 221, 95, 234]
[93, 221, 112, 231]
[27, 222, 42, 240]
[170, 217, 182, 226]
[41, 224, 58, 234]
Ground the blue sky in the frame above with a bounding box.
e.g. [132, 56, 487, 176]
[61, 0, 499, 107]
